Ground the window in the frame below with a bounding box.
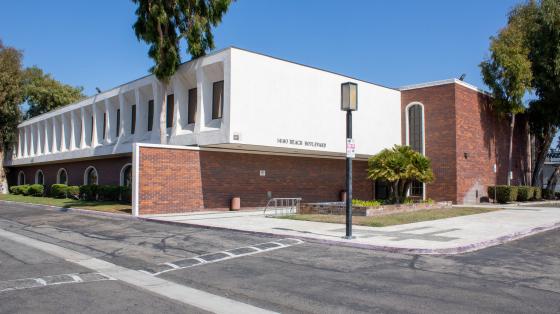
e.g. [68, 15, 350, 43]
[131, 105, 136, 134]
[188, 88, 197, 124]
[35, 170, 44, 185]
[18, 171, 25, 185]
[406, 103, 425, 198]
[57, 168, 68, 185]
[147, 100, 154, 131]
[102, 113, 106, 140]
[407, 104, 424, 154]
[90, 115, 94, 142]
[84, 166, 98, 185]
[212, 81, 224, 120]
[166, 94, 174, 128]
[120, 164, 132, 187]
[116, 109, 120, 137]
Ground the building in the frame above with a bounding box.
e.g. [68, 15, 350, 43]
[4, 47, 531, 215]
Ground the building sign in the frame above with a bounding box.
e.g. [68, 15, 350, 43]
[276, 138, 326, 148]
[346, 138, 356, 158]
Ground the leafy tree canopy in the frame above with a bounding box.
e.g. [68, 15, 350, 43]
[367, 145, 434, 203]
[22, 66, 85, 119]
[0, 40, 23, 148]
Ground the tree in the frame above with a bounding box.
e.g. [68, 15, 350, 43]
[527, 0, 560, 189]
[367, 145, 434, 204]
[22, 66, 85, 119]
[0, 41, 24, 194]
[480, 2, 535, 185]
[132, 0, 232, 144]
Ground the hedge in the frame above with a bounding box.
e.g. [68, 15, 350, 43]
[517, 186, 534, 202]
[533, 187, 542, 200]
[9, 185, 30, 195]
[50, 184, 68, 198]
[98, 185, 120, 201]
[488, 185, 518, 204]
[28, 184, 44, 197]
[67, 186, 80, 198]
[80, 185, 98, 201]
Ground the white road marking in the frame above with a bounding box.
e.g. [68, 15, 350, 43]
[142, 238, 304, 276]
[0, 272, 113, 292]
[0, 228, 276, 314]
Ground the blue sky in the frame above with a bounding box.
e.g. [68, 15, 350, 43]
[0, 0, 520, 96]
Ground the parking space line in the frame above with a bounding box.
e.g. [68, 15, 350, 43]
[0, 272, 114, 293]
[140, 238, 304, 276]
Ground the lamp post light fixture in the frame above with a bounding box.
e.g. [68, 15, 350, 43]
[341, 82, 358, 239]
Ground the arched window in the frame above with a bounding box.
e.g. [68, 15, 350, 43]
[35, 170, 44, 185]
[18, 171, 26, 185]
[120, 164, 132, 187]
[57, 168, 68, 185]
[406, 102, 425, 198]
[84, 166, 98, 185]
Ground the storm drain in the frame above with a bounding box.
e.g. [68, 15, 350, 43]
[0, 272, 115, 293]
[140, 238, 304, 276]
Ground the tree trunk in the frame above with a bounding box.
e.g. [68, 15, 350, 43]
[531, 125, 555, 187]
[160, 81, 168, 144]
[393, 181, 400, 204]
[507, 113, 515, 186]
[0, 147, 8, 194]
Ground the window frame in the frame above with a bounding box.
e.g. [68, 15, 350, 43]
[147, 100, 154, 131]
[131, 104, 136, 134]
[35, 170, 44, 185]
[212, 80, 224, 120]
[57, 168, 68, 185]
[18, 171, 26, 185]
[187, 88, 197, 125]
[119, 163, 133, 187]
[116, 109, 121, 137]
[166, 94, 174, 129]
[83, 166, 99, 185]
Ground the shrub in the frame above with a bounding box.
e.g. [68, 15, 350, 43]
[543, 189, 554, 200]
[67, 186, 80, 199]
[352, 199, 381, 207]
[120, 186, 132, 203]
[9, 185, 27, 195]
[488, 185, 518, 203]
[50, 184, 68, 198]
[19, 185, 31, 196]
[98, 185, 120, 201]
[28, 184, 44, 197]
[534, 187, 542, 200]
[517, 186, 534, 202]
[80, 185, 98, 201]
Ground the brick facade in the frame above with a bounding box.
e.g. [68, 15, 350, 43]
[138, 146, 373, 215]
[402, 82, 530, 204]
[8, 156, 132, 188]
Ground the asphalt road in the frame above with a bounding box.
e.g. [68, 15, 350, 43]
[1, 201, 559, 313]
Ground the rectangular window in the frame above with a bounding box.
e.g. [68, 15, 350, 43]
[131, 105, 136, 134]
[212, 81, 224, 120]
[166, 94, 174, 128]
[102, 113, 106, 140]
[90, 115, 94, 142]
[147, 100, 154, 131]
[188, 88, 197, 124]
[116, 109, 120, 137]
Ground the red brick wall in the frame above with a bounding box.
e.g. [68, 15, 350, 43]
[402, 82, 530, 204]
[401, 83, 458, 203]
[8, 156, 131, 188]
[137, 147, 373, 215]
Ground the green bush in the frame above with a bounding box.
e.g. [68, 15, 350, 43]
[120, 186, 132, 203]
[517, 186, 534, 202]
[352, 199, 381, 207]
[543, 189, 554, 199]
[67, 186, 80, 198]
[79, 185, 98, 201]
[28, 184, 44, 197]
[50, 184, 68, 198]
[98, 185, 120, 201]
[534, 187, 542, 200]
[488, 185, 518, 203]
[19, 185, 31, 196]
[9, 185, 27, 195]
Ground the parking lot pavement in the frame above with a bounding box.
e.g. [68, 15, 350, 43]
[0, 236, 207, 314]
[1, 201, 560, 313]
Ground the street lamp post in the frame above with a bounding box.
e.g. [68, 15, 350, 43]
[341, 82, 358, 239]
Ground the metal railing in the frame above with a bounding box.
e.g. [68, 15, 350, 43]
[263, 198, 302, 217]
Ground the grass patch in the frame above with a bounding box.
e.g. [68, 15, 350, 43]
[0, 194, 131, 214]
[279, 207, 500, 227]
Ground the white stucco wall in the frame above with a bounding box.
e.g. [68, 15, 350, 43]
[228, 48, 401, 157]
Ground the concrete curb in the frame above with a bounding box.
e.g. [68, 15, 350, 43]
[4, 200, 560, 255]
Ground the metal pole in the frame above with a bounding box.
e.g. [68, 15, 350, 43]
[345, 110, 353, 239]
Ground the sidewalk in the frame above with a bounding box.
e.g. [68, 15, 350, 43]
[143, 204, 560, 255]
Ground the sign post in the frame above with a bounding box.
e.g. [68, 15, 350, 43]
[341, 82, 357, 239]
